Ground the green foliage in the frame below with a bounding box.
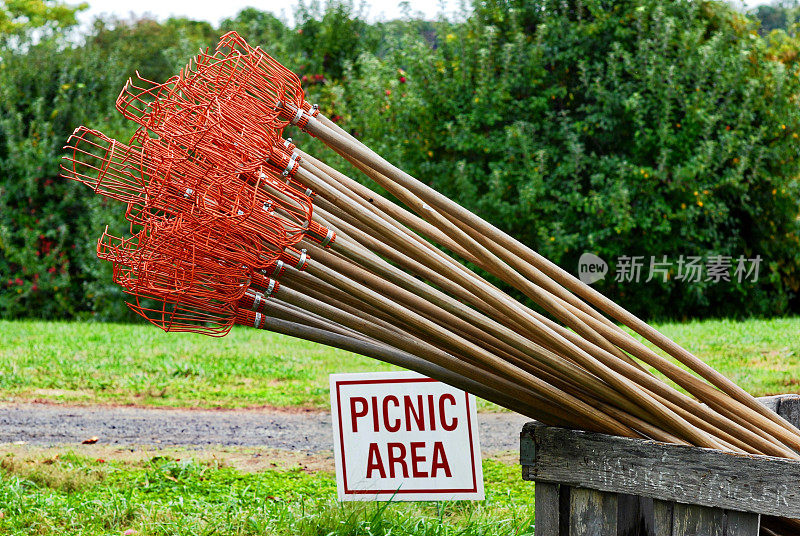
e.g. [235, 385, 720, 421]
[0, 0, 86, 47]
[0, 1, 387, 321]
[295, 0, 379, 79]
[1, 0, 799, 321]
[341, 0, 800, 319]
[752, 0, 800, 34]
[0, 16, 223, 319]
[0, 40, 115, 318]
[219, 8, 290, 51]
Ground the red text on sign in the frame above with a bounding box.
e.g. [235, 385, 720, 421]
[350, 394, 458, 432]
[365, 441, 452, 478]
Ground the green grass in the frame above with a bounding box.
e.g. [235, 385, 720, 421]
[0, 317, 798, 410]
[1, 317, 797, 535]
[0, 320, 400, 408]
[0, 448, 534, 536]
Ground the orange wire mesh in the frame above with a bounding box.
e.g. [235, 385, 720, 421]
[98, 217, 282, 336]
[126, 290, 238, 337]
[60, 127, 149, 206]
[60, 32, 337, 337]
[214, 31, 313, 126]
[117, 69, 281, 170]
[61, 126, 322, 258]
[97, 218, 250, 301]
[96, 216, 252, 336]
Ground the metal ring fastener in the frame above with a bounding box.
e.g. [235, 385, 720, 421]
[320, 228, 335, 247]
[251, 292, 262, 311]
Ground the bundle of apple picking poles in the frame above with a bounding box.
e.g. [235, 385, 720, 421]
[60, 32, 800, 529]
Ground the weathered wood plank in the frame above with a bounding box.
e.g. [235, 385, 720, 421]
[652, 499, 673, 536]
[757, 395, 782, 415]
[671, 503, 724, 536]
[558, 481, 570, 535]
[773, 395, 800, 430]
[521, 428, 536, 466]
[533, 482, 559, 536]
[520, 422, 800, 518]
[568, 487, 617, 536]
[724, 510, 760, 536]
[520, 394, 800, 532]
[617, 494, 654, 536]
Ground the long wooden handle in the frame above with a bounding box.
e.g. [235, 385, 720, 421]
[270, 284, 606, 431]
[304, 115, 800, 446]
[248, 313, 562, 424]
[291, 150, 792, 453]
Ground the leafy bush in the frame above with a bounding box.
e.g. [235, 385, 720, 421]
[1, 0, 799, 321]
[0, 15, 219, 319]
[339, 0, 800, 319]
[0, 1, 381, 320]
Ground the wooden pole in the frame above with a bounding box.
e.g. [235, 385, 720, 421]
[303, 116, 800, 449]
[247, 313, 566, 425]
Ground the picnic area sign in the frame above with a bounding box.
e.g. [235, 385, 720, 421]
[329, 371, 484, 501]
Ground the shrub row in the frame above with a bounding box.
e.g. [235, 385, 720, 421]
[1, 0, 798, 320]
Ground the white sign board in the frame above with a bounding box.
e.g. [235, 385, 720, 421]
[330, 371, 484, 501]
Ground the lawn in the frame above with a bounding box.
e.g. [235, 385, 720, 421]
[0, 317, 798, 409]
[1, 317, 798, 536]
[0, 320, 399, 409]
[0, 446, 534, 536]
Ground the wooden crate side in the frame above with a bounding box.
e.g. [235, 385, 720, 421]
[533, 482, 560, 536]
[523, 423, 800, 518]
[520, 395, 800, 519]
[568, 487, 617, 536]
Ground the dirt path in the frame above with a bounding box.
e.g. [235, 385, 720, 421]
[0, 403, 530, 453]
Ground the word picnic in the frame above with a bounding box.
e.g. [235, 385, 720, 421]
[349, 394, 459, 433]
[350, 395, 458, 480]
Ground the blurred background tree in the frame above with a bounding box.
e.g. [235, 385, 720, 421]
[0, 0, 87, 46]
[753, 0, 800, 33]
[1, 0, 798, 321]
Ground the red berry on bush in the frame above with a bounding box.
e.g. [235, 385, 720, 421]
[399, 76, 406, 83]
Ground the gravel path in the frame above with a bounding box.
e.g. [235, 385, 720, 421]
[0, 403, 530, 453]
